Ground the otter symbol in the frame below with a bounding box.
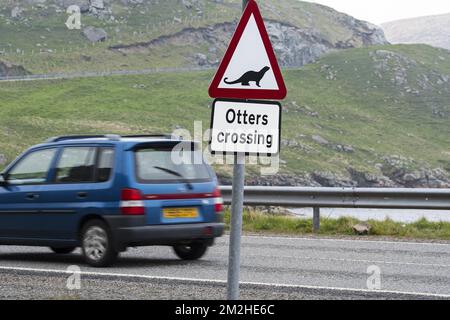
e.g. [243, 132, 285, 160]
[223, 66, 270, 87]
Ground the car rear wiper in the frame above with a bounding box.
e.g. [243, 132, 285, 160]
[152, 166, 193, 190]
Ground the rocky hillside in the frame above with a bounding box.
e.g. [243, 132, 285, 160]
[382, 13, 450, 50]
[245, 44, 450, 188]
[0, 0, 388, 75]
[1, 1, 448, 188]
[0, 44, 449, 188]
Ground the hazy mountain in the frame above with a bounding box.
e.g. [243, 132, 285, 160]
[382, 13, 450, 50]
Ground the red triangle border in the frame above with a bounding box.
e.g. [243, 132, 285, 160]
[208, 0, 287, 100]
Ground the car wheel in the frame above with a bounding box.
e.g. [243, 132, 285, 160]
[81, 220, 118, 267]
[50, 247, 76, 254]
[173, 242, 208, 260]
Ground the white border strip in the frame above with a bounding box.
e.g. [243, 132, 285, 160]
[0, 265, 449, 299]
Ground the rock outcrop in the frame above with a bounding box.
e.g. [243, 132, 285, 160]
[219, 163, 450, 188]
[110, 18, 387, 68]
[82, 26, 108, 42]
[0, 61, 31, 77]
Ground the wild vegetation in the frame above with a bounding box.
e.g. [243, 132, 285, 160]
[225, 210, 450, 240]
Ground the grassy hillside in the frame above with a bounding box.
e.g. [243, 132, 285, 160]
[0, 44, 449, 183]
[0, 0, 384, 74]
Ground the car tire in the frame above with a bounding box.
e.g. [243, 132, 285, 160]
[81, 219, 118, 267]
[173, 242, 208, 260]
[50, 247, 76, 254]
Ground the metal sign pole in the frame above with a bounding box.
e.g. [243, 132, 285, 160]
[226, 0, 249, 301]
[227, 153, 245, 300]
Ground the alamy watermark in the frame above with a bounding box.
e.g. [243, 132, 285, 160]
[170, 121, 280, 175]
[66, 265, 81, 290]
[65, 5, 81, 30]
[366, 265, 381, 290]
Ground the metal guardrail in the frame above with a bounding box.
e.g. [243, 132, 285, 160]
[219, 186, 450, 210]
[220, 186, 450, 232]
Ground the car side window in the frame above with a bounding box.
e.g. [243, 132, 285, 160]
[7, 148, 57, 185]
[56, 147, 96, 183]
[97, 148, 115, 183]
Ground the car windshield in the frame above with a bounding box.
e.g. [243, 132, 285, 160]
[134, 146, 211, 183]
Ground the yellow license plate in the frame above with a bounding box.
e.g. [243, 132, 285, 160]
[163, 207, 199, 219]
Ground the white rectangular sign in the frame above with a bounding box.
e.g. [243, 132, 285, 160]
[210, 99, 281, 155]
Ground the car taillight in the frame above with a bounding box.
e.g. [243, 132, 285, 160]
[212, 187, 224, 213]
[120, 188, 145, 215]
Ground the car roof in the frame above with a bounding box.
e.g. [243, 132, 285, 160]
[34, 135, 194, 149]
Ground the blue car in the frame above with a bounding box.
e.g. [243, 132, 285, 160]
[0, 135, 224, 267]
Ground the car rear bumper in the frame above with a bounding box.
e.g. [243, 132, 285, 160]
[104, 216, 225, 249]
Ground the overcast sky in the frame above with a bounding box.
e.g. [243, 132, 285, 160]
[305, 0, 450, 24]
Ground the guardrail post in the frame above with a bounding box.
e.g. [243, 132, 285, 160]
[313, 207, 320, 233]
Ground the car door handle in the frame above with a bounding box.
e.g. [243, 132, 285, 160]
[26, 193, 39, 200]
[77, 192, 88, 199]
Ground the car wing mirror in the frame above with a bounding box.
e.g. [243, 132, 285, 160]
[0, 173, 8, 186]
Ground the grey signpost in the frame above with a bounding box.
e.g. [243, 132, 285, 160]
[226, 0, 250, 301]
[227, 152, 245, 300]
[208, 0, 286, 300]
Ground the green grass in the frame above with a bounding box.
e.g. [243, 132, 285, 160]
[0, 44, 449, 181]
[225, 210, 450, 240]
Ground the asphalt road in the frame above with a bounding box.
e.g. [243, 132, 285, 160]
[0, 234, 449, 300]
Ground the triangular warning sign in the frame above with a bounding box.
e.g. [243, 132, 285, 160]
[209, 0, 287, 100]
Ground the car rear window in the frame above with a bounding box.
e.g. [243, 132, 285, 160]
[134, 146, 212, 183]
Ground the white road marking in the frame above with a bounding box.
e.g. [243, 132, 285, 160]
[237, 253, 450, 268]
[242, 234, 450, 247]
[0, 265, 449, 298]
